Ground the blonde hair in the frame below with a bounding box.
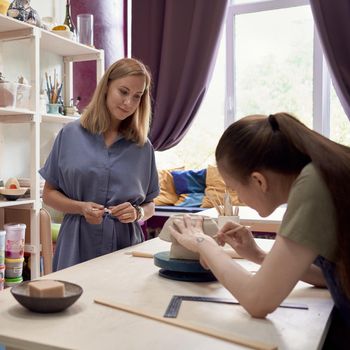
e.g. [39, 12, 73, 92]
[80, 57, 152, 145]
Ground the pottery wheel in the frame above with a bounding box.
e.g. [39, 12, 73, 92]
[154, 251, 216, 282]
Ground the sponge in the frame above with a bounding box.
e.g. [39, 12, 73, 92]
[28, 280, 65, 298]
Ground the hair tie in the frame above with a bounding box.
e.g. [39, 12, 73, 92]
[268, 114, 279, 132]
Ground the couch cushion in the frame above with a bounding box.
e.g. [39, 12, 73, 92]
[154, 167, 184, 206]
[171, 169, 206, 194]
[174, 193, 205, 207]
[170, 169, 206, 207]
[201, 165, 241, 208]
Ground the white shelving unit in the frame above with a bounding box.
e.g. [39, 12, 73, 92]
[0, 13, 104, 279]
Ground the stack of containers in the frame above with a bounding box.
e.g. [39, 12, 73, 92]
[0, 230, 5, 291]
[4, 223, 26, 288]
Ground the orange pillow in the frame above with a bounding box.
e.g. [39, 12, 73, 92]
[154, 167, 184, 206]
[201, 165, 242, 208]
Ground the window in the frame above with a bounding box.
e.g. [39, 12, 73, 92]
[330, 85, 350, 146]
[234, 5, 313, 127]
[156, 0, 350, 170]
[155, 31, 226, 170]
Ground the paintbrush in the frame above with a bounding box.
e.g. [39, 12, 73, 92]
[212, 224, 251, 239]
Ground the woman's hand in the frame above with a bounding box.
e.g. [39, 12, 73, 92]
[216, 222, 266, 264]
[169, 215, 217, 253]
[108, 202, 137, 223]
[82, 202, 105, 225]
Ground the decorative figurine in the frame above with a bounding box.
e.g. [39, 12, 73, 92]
[7, 0, 41, 27]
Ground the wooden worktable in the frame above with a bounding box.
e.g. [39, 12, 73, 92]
[0, 238, 333, 350]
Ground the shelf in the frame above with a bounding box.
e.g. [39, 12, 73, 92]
[0, 14, 100, 58]
[0, 107, 36, 123]
[0, 198, 35, 209]
[42, 113, 79, 124]
[0, 13, 104, 279]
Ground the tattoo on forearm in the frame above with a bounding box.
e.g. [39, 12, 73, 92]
[196, 237, 205, 243]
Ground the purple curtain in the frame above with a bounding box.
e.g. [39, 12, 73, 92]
[132, 0, 228, 151]
[71, 0, 126, 109]
[310, 0, 350, 120]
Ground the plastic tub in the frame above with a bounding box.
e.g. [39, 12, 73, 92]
[0, 230, 5, 266]
[4, 276, 23, 288]
[0, 82, 17, 108]
[5, 257, 24, 278]
[16, 83, 31, 109]
[4, 223, 26, 259]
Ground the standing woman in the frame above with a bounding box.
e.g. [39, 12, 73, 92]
[170, 113, 350, 347]
[40, 58, 159, 271]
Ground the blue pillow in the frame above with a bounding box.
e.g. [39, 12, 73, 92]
[171, 169, 207, 195]
[175, 193, 205, 207]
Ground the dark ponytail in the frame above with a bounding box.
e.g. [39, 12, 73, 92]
[216, 112, 350, 296]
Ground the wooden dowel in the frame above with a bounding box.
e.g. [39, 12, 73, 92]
[213, 225, 250, 239]
[94, 299, 277, 350]
[125, 251, 154, 258]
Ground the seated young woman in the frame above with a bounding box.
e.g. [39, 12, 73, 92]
[169, 112, 350, 349]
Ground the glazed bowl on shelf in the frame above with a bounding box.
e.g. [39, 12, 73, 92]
[11, 280, 83, 313]
[51, 29, 73, 40]
[0, 187, 28, 201]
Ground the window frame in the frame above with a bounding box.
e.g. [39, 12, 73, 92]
[225, 0, 331, 136]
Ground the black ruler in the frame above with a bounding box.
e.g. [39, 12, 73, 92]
[164, 295, 308, 318]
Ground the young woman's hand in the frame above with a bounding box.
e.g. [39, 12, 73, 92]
[169, 215, 217, 253]
[82, 202, 105, 225]
[216, 222, 266, 264]
[108, 202, 138, 223]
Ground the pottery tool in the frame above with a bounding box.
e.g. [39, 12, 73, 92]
[212, 224, 251, 239]
[207, 194, 223, 216]
[164, 295, 309, 318]
[223, 191, 233, 216]
[94, 298, 278, 350]
[234, 206, 239, 216]
[154, 251, 216, 282]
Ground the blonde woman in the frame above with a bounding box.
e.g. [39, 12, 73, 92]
[40, 58, 159, 271]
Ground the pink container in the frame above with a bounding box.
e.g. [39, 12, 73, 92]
[4, 223, 26, 259]
[0, 230, 5, 265]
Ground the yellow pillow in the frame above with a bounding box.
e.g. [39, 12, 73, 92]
[201, 165, 242, 208]
[154, 167, 184, 206]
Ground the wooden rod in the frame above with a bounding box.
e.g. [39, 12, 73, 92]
[126, 250, 241, 259]
[94, 299, 277, 350]
[129, 251, 154, 258]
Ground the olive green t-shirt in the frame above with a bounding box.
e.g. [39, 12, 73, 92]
[278, 163, 337, 262]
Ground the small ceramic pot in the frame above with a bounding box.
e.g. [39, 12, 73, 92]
[47, 103, 60, 114]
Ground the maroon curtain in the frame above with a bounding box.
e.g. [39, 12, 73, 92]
[71, 0, 126, 109]
[132, 0, 228, 151]
[310, 0, 350, 120]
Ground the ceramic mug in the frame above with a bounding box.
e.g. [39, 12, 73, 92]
[47, 103, 60, 114]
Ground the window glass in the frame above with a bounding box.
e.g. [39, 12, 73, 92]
[234, 6, 313, 127]
[155, 32, 226, 170]
[330, 85, 350, 146]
